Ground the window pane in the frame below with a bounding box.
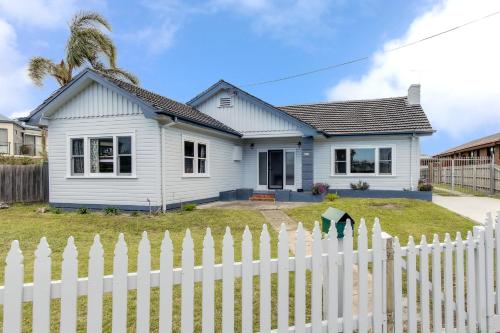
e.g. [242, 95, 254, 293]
[118, 137, 131, 155]
[198, 159, 206, 174]
[72, 138, 84, 156]
[379, 148, 392, 161]
[350, 148, 375, 173]
[285, 152, 295, 185]
[335, 149, 346, 162]
[90, 139, 99, 173]
[258, 152, 267, 185]
[184, 158, 193, 173]
[99, 138, 113, 158]
[379, 161, 392, 174]
[184, 141, 194, 157]
[119, 156, 132, 174]
[99, 161, 114, 173]
[335, 161, 346, 174]
[198, 143, 206, 158]
[72, 157, 84, 174]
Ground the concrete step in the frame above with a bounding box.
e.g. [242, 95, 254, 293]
[249, 193, 276, 202]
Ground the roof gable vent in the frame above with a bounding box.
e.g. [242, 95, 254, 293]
[219, 96, 233, 108]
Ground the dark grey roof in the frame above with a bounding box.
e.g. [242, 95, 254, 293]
[436, 132, 500, 156]
[278, 97, 434, 136]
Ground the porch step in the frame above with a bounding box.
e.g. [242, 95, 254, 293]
[249, 193, 276, 202]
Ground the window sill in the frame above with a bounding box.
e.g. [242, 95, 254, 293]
[182, 174, 211, 179]
[330, 174, 396, 178]
[66, 175, 138, 179]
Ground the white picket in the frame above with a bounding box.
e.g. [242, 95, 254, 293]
[357, 219, 369, 333]
[136, 232, 151, 333]
[406, 236, 417, 333]
[159, 231, 173, 333]
[419, 235, 430, 333]
[87, 235, 104, 333]
[181, 229, 195, 333]
[241, 226, 253, 333]
[327, 225, 339, 333]
[260, 224, 271, 333]
[455, 232, 466, 333]
[222, 227, 235, 333]
[3, 240, 24, 333]
[466, 231, 477, 333]
[295, 223, 306, 333]
[278, 223, 289, 333]
[32, 237, 52, 333]
[392, 237, 403, 333]
[475, 227, 487, 332]
[60, 236, 78, 333]
[432, 234, 442, 332]
[496, 212, 500, 314]
[342, 221, 353, 333]
[202, 228, 215, 333]
[443, 233, 454, 333]
[484, 215, 495, 322]
[311, 222, 323, 332]
[371, 219, 383, 333]
[112, 233, 128, 333]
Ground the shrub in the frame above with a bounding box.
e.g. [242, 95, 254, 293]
[104, 207, 120, 215]
[418, 179, 433, 191]
[52, 208, 62, 214]
[77, 207, 89, 215]
[182, 203, 197, 211]
[324, 193, 339, 202]
[312, 183, 330, 195]
[0, 155, 43, 165]
[350, 180, 370, 190]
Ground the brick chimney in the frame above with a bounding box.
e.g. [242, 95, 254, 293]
[407, 84, 421, 105]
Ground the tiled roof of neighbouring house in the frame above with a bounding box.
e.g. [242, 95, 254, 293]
[436, 132, 500, 156]
[278, 97, 434, 136]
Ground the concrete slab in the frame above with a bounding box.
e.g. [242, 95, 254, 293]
[432, 194, 500, 224]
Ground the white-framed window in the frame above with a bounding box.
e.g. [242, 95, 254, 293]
[67, 133, 135, 178]
[331, 145, 394, 176]
[183, 137, 209, 176]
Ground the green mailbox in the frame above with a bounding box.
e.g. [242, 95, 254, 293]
[321, 207, 355, 238]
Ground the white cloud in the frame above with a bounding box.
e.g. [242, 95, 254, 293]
[326, 0, 500, 138]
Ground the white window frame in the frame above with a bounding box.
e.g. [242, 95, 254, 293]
[331, 144, 396, 177]
[182, 136, 210, 178]
[256, 148, 297, 190]
[66, 132, 136, 179]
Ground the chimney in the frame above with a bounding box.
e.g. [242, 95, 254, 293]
[407, 84, 421, 105]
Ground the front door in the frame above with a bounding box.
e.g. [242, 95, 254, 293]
[268, 150, 284, 189]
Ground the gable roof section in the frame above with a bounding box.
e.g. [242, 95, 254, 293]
[278, 97, 434, 136]
[187, 80, 321, 136]
[25, 69, 241, 137]
[436, 132, 500, 156]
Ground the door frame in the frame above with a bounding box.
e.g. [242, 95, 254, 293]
[256, 148, 297, 191]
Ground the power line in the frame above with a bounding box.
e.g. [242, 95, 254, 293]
[240, 9, 500, 88]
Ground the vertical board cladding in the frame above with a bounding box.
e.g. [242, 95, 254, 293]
[241, 137, 303, 190]
[162, 125, 243, 207]
[48, 110, 162, 209]
[301, 137, 314, 191]
[313, 135, 420, 190]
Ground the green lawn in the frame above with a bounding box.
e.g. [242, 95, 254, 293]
[284, 198, 476, 245]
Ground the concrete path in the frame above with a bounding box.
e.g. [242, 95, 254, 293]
[433, 194, 500, 224]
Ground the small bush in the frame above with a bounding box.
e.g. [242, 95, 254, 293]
[104, 207, 120, 215]
[52, 208, 62, 214]
[182, 204, 197, 211]
[312, 183, 330, 195]
[77, 207, 89, 215]
[418, 179, 433, 191]
[0, 155, 43, 165]
[324, 193, 339, 202]
[350, 180, 370, 190]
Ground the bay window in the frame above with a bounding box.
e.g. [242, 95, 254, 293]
[183, 138, 209, 176]
[331, 146, 393, 176]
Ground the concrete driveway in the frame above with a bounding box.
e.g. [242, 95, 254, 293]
[433, 195, 500, 224]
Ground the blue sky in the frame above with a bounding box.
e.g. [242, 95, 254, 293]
[0, 0, 499, 155]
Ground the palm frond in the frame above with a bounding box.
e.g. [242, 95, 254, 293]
[101, 67, 140, 85]
[28, 57, 71, 86]
[70, 11, 111, 32]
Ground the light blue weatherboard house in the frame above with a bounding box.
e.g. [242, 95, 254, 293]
[25, 69, 434, 211]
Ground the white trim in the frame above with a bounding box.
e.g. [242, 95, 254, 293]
[66, 132, 137, 178]
[181, 134, 210, 177]
[330, 144, 396, 177]
[256, 148, 298, 191]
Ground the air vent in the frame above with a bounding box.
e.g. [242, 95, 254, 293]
[219, 97, 233, 108]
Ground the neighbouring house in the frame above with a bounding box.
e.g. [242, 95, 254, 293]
[0, 114, 43, 156]
[435, 132, 500, 165]
[24, 68, 433, 211]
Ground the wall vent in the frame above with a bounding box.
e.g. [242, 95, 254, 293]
[219, 97, 233, 108]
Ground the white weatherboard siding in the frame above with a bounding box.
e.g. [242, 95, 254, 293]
[196, 91, 304, 137]
[241, 138, 303, 190]
[48, 87, 162, 208]
[162, 125, 242, 207]
[314, 135, 420, 190]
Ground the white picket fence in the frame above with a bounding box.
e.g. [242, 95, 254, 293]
[1, 213, 500, 332]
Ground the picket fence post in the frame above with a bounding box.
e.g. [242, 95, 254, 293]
[3, 240, 24, 333]
[385, 234, 394, 333]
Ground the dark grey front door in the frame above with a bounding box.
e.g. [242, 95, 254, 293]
[268, 150, 283, 189]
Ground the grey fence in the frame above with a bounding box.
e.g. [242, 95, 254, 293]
[0, 162, 49, 203]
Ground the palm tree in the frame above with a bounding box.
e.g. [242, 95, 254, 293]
[28, 11, 138, 87]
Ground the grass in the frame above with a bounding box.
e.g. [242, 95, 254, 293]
[284, 198, 476, 245]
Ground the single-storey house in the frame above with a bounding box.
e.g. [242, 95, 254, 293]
[25, 68, 434, 210]
[0, 113, 43, 156]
